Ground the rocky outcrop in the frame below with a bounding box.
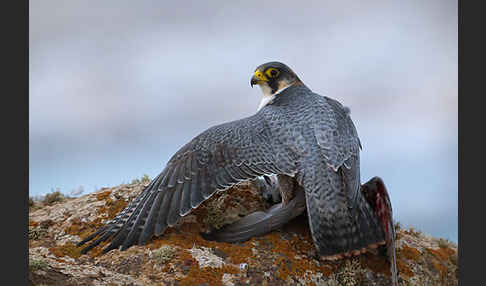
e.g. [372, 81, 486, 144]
[29, 180, 458, 286]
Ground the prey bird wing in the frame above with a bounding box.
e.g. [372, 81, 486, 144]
[77, 112, 297, 254]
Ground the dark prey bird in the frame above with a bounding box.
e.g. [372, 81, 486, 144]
[78, 62, 398, 285]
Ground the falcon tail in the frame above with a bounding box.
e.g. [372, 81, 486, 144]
[301, 163, 398, 285]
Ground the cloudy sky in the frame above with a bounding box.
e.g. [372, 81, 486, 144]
[29, 0, 457, 242]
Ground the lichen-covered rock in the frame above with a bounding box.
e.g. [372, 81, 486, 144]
[29, 180, 458, 286]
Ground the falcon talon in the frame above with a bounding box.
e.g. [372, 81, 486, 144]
[78, 61, 398, 286]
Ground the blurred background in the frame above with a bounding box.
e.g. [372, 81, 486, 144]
[29, 0, 457, 242]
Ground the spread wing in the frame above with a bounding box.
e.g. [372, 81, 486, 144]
[77, 113, 296, 254]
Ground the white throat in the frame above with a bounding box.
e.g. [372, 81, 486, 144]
[256, 84, 292, 111]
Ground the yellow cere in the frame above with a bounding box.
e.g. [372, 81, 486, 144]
[254, 70, 268, 81]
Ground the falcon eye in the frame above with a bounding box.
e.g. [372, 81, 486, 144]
[265, 68, 280, 78]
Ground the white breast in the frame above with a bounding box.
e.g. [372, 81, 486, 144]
[257, 94, 276, 111]
[256, 85, 291, 111]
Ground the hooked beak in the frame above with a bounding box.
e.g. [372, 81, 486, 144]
[250, 70, 268, 88]
[250, 75, 259, 88]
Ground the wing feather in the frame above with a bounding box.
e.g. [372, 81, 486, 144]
[179, 181, 193, 216]
[167, 164, 180, 188]
[167, 183, 183, 226]
[190, 170, 204, 208]
[78, 113, 296, 253]
[154, 187, 174, 236]
[139, 191, 165, 244]
[121, 190, 158, 250]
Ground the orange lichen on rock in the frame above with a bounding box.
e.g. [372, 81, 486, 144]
[29, 220, 39, 227]
[263, 232, 324, 281]
[49, 242, 82, 259]
[63, 193, 128, 257]
[425, 247, 457, 279]
[177, 265, 238, 286]
[95, 190, 112, 201]
[431, 259, 449, 278]
[97, 197, 128, 220]
[174, 247, 239, 286]
[64, 217, 101, 239]
[397, 259, 414, 278]
[86, 241, 111, 259]
[319, 263, 335, 277]
[390, 244, 424, 278]
[426, 246, 455, 262]
[210, 242, 253, 265]
[399, 245, 422, 261]
[359, 250, 391, 276]
[149, 222, 253, 265]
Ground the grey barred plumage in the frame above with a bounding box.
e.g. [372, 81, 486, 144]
[78, 62, 398, 285]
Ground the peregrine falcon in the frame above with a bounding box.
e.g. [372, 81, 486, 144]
[78, 62, 397, 285]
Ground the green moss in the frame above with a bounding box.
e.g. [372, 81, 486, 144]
[394, 221, 402, 232]
[336, 259, 366, 286]
[437, 238, 455, 249]
[131, 174, 151, 185]
[29, 226, 47, 240]
[43, 190, 66, 205]
[406, 227, 423, 237]
[152, 245, 176, 265]
[450, 253, 458, 266]
[29, 258, 48, 271]
[141, 174, 151, 183]
[201, 195, 230, 230]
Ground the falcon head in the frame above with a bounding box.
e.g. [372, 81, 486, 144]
[250, 62, 302, 96]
